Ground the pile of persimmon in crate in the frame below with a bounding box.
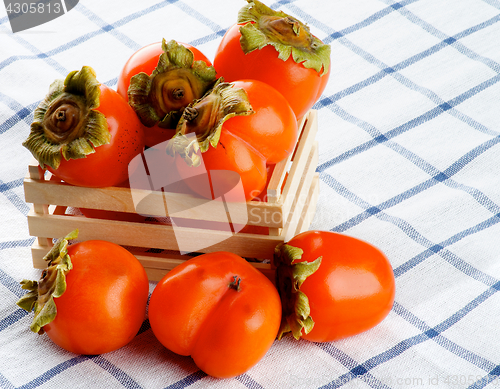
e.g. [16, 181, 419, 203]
[18, 0, 396, 381]
[23, 0, 330, 279]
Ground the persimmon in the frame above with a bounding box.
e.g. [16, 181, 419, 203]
[23, 66, 145, 187]
[169, 79, 297, 201]
[214, 0, 331, 120]
[118, 39, 217, 147]
[274, 230, 396, 342]
[17, 230, 149, 355]
[148, 251, 281, 378]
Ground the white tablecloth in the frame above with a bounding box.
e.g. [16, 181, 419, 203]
[1, 0, 500, 388]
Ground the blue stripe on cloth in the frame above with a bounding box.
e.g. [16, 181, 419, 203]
[311, 8, 500, 141]
[317, 94, 500, 174]
[433, 285, 500, 335]
[0, 372, 15, 389]
[0, 0, 185, 76]
[470, 365, 500, 389]
[188, 30, 228, 47]
[317, 107, 500, 216]
[323, 169, 500, 286]
[104, 77, 119, 88]
[0, 309, 29, 332]
[236, 373, 266, 389]
[393, 5, 500, 73]
[318, 43, 500, 137]
[317, 338, 416, 389]
[320, 69, 500, 143]
[393, 300, 498, 371]
[320, 0, 421, 44]
[174, 1, 224, 32]
[75, 2, 143, 51]
[380, 146, 500, 216]
[17, 356, 90, 389]
[0, 178, 31, 216]
[90, 356, 143, 389]
[0, 34, 69, 75]
[0, 238, 35, 251]
[391, 302, 497, 368]
[321, 127, 500, 231]
[481, 0, 500, 9]
[442, 135, 500, 177]
[3, 352, 148, 389]
[0, 93, 37, 135]
[321, 371, 392, 389]
[394, 213, 500, 284]
[317, 294, 500, 388]
[0, 29, 103, 75]
[319, 171, 434, 234]
[269, 0, 300, 10]
[163, 370, 207, 389]
[0, 267, 28, 299]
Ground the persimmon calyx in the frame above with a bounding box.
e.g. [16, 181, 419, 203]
[22, 66, 109, 170]
[128, 39, 217, 129]
[238, 0, 331, 76]
[16, 229, 79, 335]
[166, 80, 254, 167]
[273, 243, 322, 340]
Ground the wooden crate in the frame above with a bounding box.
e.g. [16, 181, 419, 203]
[24, 110, 320, 281]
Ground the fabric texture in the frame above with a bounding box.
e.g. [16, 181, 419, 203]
[1, 0, 500, 388]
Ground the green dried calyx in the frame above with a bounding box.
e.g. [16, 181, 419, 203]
[274, 243, 322, 340]
[166, 80, 254, 167]
[16, 229, 78, 335]
[128, 39, 218, 129]
[238, 0, 330, 76]
[22, 66, 109, 170]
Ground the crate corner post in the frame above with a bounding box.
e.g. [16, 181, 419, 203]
[25, 160, 53, 269]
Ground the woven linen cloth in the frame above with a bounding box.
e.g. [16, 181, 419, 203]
[1, 0, 500, 388]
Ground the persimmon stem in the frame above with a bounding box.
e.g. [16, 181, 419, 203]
[172, 88, 185, 100]
[238, 0, 331, 75]
[127, 39, 217, 129]
[229, 275, 242, 291]
[184, 106, 199, 121]
[274, 243, 322, 340]
[16, 229, 78, 335]
[56, 110, 66, 121]
[22, 66, 110, 170]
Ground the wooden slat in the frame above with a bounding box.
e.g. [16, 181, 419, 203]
[24, 175, 287, 228]
[268, 227, 282, 236]
[267, 111, 312, 203]
[28, 162, 44, 181]
[143, 268, 169, 282]
[27, 210, 284, 260]
[139, 253, 274, 282]
[31, 242, 275, 282]
[280, 110, 318, 218]
[266, 160, 287, 204]
[281, 142, 319, 241]
[292, 174, 320, 239]
[26, 160, 52, 247]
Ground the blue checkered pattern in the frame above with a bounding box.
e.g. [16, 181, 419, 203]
[1, 0, 500, 387]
